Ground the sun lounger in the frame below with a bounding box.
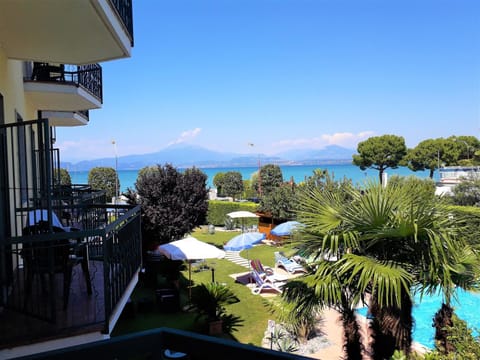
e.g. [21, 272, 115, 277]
[250, 269, 284, 295]
[250, 259, 274, 276]
[250, 259, 289, 282]
[274, 251, 307, 274]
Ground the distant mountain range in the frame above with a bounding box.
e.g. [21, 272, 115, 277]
[61, 144, 355, 171]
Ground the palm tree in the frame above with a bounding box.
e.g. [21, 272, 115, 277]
[282, 262, 365, 360]
[424, 246, 480, 354]
[295, 180, 472, 359]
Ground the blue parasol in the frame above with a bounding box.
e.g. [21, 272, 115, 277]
[223, 232, 266, 251]
[270, 221, 304, 236]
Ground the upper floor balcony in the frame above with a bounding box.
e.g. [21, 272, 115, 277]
[24, 63, 103, 114]
[43, 110, 90, 128]
[0, 0, 134, 65]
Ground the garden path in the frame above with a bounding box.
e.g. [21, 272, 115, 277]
[224, 250, 250, 268]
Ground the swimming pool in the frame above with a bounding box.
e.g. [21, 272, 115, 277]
[357, 289, 480, 349]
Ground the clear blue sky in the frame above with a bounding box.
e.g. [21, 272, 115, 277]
[57, 0, 480, 162]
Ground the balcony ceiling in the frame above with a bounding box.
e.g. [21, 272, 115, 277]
[43, 111, 89, 127]
[24, 82, 102, 111]
[0, 0, 132, 64]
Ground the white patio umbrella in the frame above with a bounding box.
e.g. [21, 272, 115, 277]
[157, 236, 225, 299]
[227, 211, 259, 232]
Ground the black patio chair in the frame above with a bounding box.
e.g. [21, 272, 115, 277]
[22, 221, 92, 310]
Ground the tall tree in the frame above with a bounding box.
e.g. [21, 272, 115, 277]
[88, 166, 119, 201]
[258, 184, 297, 220]
[283, 263, 365, 360]
[213, 172, 225, 196]
[352, 134, 407, 184]
[133, 164, 208, 246]
[220, 171, 243, 200]
[55, 168, 72, 186]
[450, 135, 480, 164]
[296, 180, 472, 358]
[404, 138, 445, 178]
[258, 164, 283, 195]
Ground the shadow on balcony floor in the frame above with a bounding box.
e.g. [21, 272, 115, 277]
[0, 260, 106, 349]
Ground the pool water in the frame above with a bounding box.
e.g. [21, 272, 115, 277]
[357, 289, 480, 349]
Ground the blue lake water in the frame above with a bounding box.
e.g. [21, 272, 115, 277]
[357, 289, 480, 349]
[69, 164, 431, 192]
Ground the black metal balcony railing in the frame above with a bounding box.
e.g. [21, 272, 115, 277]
[27, 62, 103, 103]
[109, 0, 134, 45]
[0, 119, 142, 348]
[1, 202, 142, 348]
[14, 327, 311, 360]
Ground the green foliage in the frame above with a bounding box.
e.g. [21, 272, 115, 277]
[266, 327, 300, 353]
[449, 136, 480, 165]
[352, 134, 407, 183]
[258, 184, 297, 220]
[242, 179, 257, 199]
[299, 168, 354, 201]
[387, 175, 436, 199]
[206, 200, 258, 226]
[390, 350, 408, 360]
[258, 164, 283, 195]
[446, 205, 480, 246]
[296, 179, 478, 358]
[423, 315, 480, 360]
[213, 172, 226, 196]
[133, 164, 209, 245]
[220, 312, 244, 334]
[55, 168, 71, 186]
[220, 171, 243, 200]
[88, 166, 119, 200]
[190, 282, 240, 321]
[450, 178, 480, 206]
[404, 138, 445, 178]
[279, 281, 321, 343]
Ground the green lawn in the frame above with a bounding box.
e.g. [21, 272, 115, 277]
[112, 229, 297, 346]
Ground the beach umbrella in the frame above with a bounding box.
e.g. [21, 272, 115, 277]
[227, 211, 259, 232]
[270, 221, 304, 236]
[223, 232, 266, 251]
[224, 232, 265, 273]
[157, 236, 225, 299]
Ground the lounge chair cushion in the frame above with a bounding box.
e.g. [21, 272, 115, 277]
[274, 251, 307, 274]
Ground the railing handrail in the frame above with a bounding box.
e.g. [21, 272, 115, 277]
[109, 0, 134, 46]
[3, 204, 141, 337]
[26, 63, 103, 103]
[16, 327, 312, 360]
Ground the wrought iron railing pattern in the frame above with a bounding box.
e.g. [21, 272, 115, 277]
[27, 63, 103, 103]
[2, 203, 141, 331]
[109, 0, 134, 45]
[0, 119, 142, 345]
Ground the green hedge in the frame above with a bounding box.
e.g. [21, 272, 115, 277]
[207, 201, 259, 226]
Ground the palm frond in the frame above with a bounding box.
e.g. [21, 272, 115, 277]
[337, 254, 413, 308]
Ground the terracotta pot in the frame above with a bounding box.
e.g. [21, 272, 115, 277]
[208, 319, 223, 335]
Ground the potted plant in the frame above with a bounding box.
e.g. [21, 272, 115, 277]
[190, 283, 240, 335]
